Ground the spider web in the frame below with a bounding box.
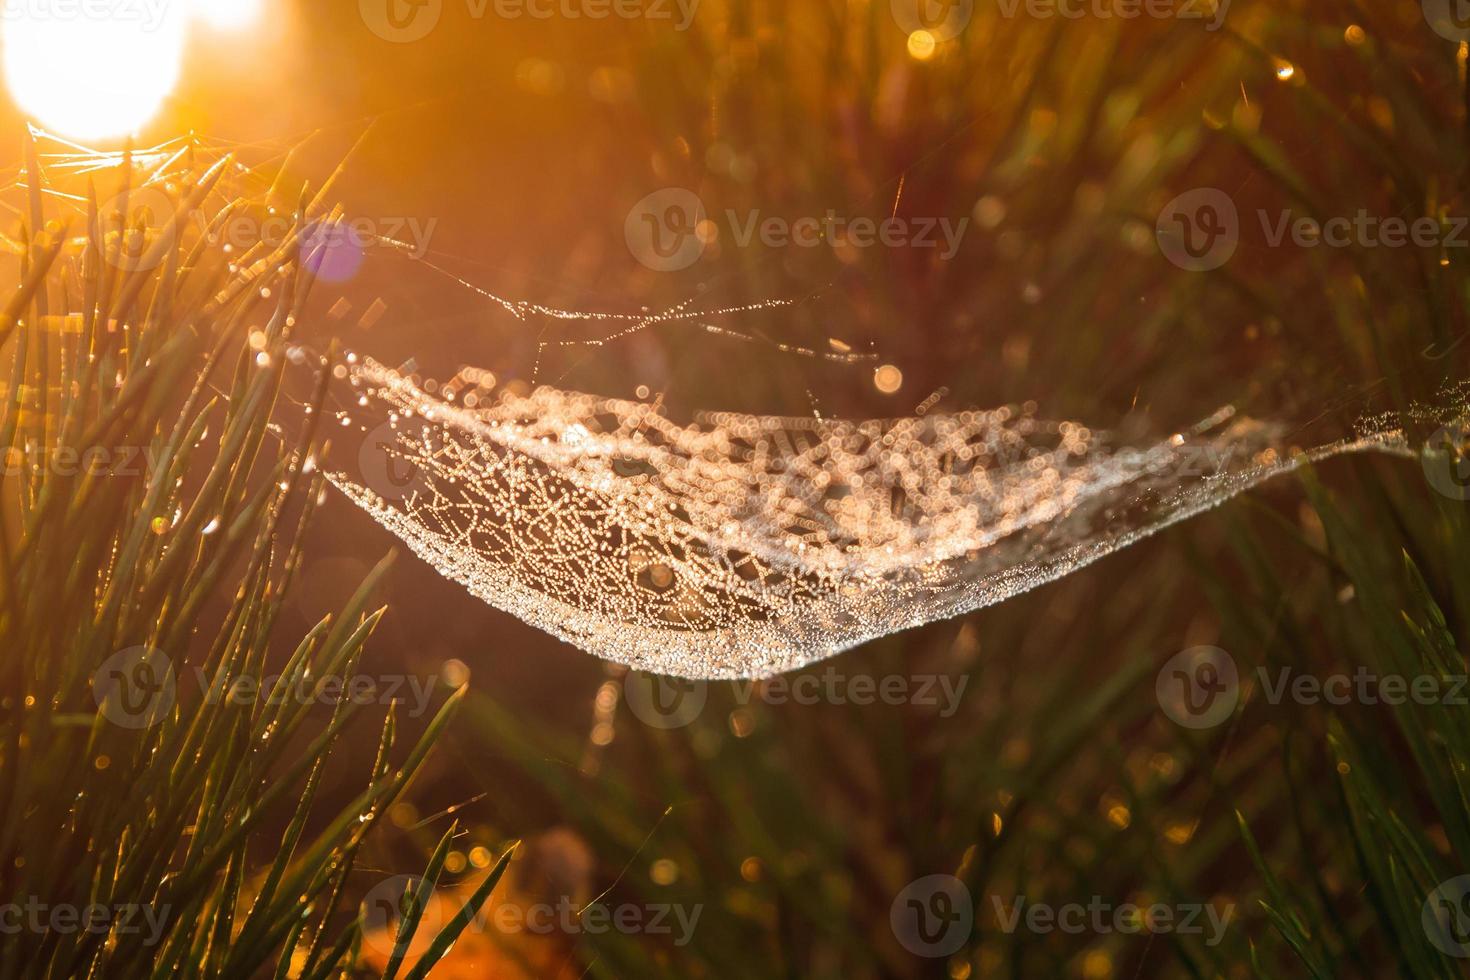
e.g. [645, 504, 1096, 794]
[324, 358, 1447, 679]
[9, 131, 1459, 679]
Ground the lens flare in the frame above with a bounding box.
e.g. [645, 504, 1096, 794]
[2, 2, 189, 141]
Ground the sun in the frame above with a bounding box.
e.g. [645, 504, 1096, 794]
[2, 3, 188, 142]
[1, 0, 266, 143]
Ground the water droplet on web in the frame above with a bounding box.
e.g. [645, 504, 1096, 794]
[318, 357, 1453, 678]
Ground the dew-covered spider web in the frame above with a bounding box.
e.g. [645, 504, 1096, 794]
[325, 355, 1463, 679]
[11, 131, 1464, 679]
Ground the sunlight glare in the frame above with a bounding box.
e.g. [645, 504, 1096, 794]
[192, 0, 265, 31]
[3, 2, 189, 141]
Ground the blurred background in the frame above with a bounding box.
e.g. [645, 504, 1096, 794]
[6, 0, 1470, 976]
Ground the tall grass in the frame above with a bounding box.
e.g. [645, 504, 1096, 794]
[0, 140, 506, 978]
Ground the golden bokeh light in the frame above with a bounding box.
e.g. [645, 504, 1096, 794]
[906, 29, 937, 61]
